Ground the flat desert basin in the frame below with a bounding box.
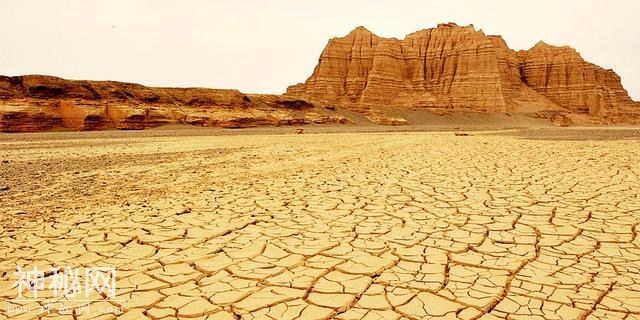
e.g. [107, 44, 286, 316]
[1, 127, 639, 319]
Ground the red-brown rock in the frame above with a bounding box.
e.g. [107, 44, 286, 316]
[518, 42, 640, 123]
[0, 75, 350, 132]
[1, 23, 639, 132]
[287, 23, 640, 124]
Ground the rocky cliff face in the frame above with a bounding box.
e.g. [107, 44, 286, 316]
[287, 24, 512, 112]
[0, 75, 350, 132]
[287, 23, 639, 124]
[2, 23, 638, 132]
[518, 42, 640, 123]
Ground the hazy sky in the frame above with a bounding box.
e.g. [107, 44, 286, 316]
[1, 0, 638, 100]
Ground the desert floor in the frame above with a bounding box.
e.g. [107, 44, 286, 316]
[1, 127, 640, 319]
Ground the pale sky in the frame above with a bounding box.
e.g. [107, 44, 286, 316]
[1, 0, 638, 100]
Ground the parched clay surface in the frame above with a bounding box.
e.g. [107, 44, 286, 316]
[1, 130, 639, 319]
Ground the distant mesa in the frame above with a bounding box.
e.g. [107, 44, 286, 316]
[0, 75, 351, 132]
[1, 23, 639, 132]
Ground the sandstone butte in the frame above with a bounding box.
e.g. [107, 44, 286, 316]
[1, 23, 639, 132]
[286, 23, 640, 126]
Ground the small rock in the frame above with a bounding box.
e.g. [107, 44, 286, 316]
[454, 132, 470, 136]
[11, 210, 27, 215]
[2, 160, 9, 164]
[177, 208, 192, 215]
[0, 185, 9, 191]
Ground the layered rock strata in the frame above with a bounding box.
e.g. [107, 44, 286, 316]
[286, 23, 639, 123]
[0, 75, 350, 132]
[1, 23, 639, 132]
[518, 42, 640, 123]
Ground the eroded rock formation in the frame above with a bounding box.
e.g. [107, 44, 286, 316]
[518, 42, 640, 123]
[1, 23, 639, 132]
[0, 75, 350, 132]
[286, 23, 639, 124]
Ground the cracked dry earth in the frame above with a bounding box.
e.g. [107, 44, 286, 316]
[1, 130, 640, 320]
